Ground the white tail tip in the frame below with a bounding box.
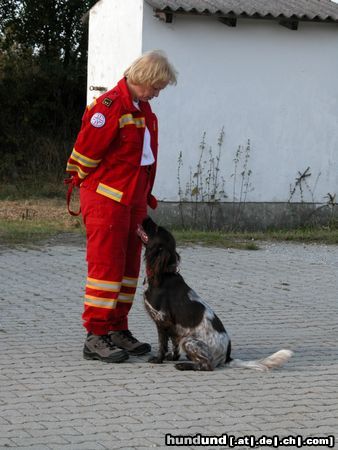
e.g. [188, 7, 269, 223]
[229, 349, 293, 372]
[259, 349, 293, 370]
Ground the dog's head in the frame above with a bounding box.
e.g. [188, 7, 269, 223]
[137, 216, 180, 285]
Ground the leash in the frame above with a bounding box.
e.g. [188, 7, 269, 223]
[64, 178, 81, 216]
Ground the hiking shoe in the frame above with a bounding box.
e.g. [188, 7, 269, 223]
[108, 330, 151, 356]
[83, 333, 129, 363]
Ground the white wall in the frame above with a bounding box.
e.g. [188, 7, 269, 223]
[142, 4, 338, 203]
[87, 1, 338, 203]
[87, 0, 143, 103]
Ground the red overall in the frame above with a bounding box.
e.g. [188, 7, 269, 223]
[66, 78, 158, 334]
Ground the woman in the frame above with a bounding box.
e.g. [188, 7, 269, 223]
[66, 50, 177, 363]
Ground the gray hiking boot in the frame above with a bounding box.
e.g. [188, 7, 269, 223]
[83, 333, 129, 363]
[108, 330, 151, 356]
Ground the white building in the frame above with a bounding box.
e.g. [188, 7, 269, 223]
[87, 0, 338, 229]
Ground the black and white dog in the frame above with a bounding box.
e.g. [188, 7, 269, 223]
[137, 217, 293, 372]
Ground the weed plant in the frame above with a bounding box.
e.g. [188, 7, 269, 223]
[177, 129, 253, 231]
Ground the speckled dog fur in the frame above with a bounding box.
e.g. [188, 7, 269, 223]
[138, 217, 293, 371]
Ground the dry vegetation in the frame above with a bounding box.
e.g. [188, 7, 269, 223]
[0, 196, 83, 246]
[0, 197, 80, 227]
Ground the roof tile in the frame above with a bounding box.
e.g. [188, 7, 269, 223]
[145, 0, 338, 22]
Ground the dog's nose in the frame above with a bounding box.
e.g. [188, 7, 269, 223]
[136, 224, 149, 244]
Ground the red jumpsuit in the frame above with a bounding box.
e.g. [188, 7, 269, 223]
[66, 78, 158, 335]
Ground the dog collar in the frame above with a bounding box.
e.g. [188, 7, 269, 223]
[144, 264, 179, 284]
[166, 263, 179, 274]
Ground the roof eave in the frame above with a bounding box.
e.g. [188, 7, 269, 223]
[152, 7, 338, 25]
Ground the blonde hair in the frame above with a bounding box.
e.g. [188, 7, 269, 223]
[124, 50, 177, 87]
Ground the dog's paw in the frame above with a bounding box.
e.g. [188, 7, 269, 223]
[175, 361, 213, 371]
[148, 356, 163, 364]
[175, 362, 195, 371]
[164, 352, 180, 361]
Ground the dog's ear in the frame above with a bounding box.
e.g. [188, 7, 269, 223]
[152, 246, 171, 286]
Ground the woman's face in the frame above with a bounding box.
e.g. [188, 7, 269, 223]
[128, 81, 168, 102]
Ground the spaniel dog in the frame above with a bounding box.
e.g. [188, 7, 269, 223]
[137, 217, 293, 371]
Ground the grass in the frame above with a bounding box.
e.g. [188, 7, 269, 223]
[250, 227, 338, 244]
[0, 198, 338, 249]
[172, 230, 260, 250]
[0, 220, 79, 246]
[173, 228, 338, 248]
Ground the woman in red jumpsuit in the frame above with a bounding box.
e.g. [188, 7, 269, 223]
[66, 51, 177, 362]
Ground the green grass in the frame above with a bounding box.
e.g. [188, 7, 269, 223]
[0, 220, 81, 247]
[172, 229, 260, 250]
[249, 228, 338, 244]
[172, 227, 338, 248]
[1, 220, 338, 250]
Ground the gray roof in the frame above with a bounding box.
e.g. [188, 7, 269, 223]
[145, 0, 338, 22]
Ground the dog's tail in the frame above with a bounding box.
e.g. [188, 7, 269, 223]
[227, 349, 293, 372]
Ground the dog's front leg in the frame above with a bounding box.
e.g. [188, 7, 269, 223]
[148, 326, 168, 364]
[164, 337, 180, 361]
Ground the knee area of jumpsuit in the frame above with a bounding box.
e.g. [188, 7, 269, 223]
[85, 218, 128, 265]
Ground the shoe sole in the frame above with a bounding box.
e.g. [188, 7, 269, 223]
[83, 349, 129, 363]
[127, 345, 152, 356]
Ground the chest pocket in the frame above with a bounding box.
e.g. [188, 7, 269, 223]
[121, 126, 143, 144]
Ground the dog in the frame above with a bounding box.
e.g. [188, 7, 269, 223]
[137, 217, 293, 371]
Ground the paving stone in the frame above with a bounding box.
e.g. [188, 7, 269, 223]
[0, 239, 337, 448]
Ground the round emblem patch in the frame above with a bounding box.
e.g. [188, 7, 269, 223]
[90, 112, 106, 128]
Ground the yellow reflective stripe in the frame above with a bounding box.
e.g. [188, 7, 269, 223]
[87, 277, 121, 292]
[84, 301, 116, 310]
[119, 114, 133, 127]
[85, 294, 117, 301]
[86, 283, 120, 293]
[66, 163, 88, 179]
[96, 183, 123, 202]
[122, 277, 138, 288]
[87, 99, 97, 111]
[117, 293, 134, 303]
[84, 295, 117, 309]
[133, 117, 145, 128]
[119, 114, 145, 128]
[71, 148, 101, 168]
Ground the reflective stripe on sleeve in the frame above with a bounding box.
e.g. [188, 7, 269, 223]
[70, 148, 102, 168]
[66, 163, 88, 179]
[87, 99, 97, 111]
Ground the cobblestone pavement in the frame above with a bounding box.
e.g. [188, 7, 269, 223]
[0, 235, 337, 450]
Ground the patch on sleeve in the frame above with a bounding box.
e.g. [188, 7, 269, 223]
[102, 97, 113, 107]
[90, 112, 106, 128]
